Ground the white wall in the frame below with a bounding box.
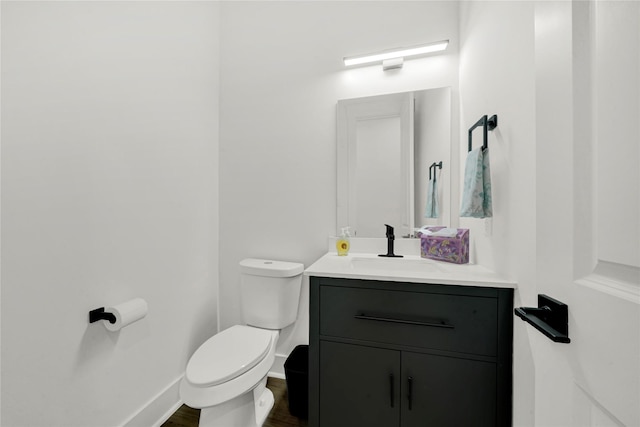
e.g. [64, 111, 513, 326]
[414, 87, 451, 228]
[218, 1, 460, 368]
[1, 2, 219, 426]
[458, 1, 537, 425]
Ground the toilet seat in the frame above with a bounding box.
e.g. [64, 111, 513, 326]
[186, 325, 273, 388]
[181, 327, 279, 409]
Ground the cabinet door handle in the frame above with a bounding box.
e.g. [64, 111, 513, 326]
[354, 313, 454, 329]
[389, 373, 395, 408]
[407, 376, 413, 411]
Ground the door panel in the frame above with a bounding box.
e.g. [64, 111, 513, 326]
[401, 352, 497, 427]
[534, 1, 640, 426]
[573, 3, 640, 423]
[319, 341, 400, 427]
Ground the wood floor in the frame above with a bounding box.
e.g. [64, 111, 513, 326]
[161, 377, 308, 427]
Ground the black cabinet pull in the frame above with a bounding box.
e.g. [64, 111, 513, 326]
[407, 376, 413, 410]
[389, 373, 395, 408]
[355, 313, 454, 329]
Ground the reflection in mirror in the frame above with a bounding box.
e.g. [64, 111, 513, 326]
[337, 87, 451, 238]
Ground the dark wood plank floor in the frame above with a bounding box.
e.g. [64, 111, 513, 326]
[162, 377, 308, 427]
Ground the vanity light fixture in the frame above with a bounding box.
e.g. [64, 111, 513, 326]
[343, 40, 449, 69]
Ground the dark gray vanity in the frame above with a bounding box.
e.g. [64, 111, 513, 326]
[308, 275, 513, 427]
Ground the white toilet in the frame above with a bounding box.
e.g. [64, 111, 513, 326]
[180, 258, 304, 427]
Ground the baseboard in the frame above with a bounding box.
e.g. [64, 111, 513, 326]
[269, 371, 286, 380]
[268, 353, 287, 379]
[122, 375, 184, 427]
[123, 357, 288, 427]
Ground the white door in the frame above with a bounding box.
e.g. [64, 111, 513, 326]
[337, 92, 414, 238]
[533, 1, 639, 426]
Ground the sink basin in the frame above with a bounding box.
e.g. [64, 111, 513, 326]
[349, 256, 441, 274]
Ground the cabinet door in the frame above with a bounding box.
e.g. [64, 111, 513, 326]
[320, 341, 400, 427]
[401, 352, 497, 427]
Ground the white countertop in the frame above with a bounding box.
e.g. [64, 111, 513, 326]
[305, 252, 516, 289]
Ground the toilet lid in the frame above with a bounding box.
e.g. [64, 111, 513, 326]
[186, 325, 273, 388]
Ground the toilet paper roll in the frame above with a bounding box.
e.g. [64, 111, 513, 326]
[103, 298, 148, 332]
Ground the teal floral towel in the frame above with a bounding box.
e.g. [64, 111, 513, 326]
[425, 176, 439, 218]
[460, 147, 492, 218]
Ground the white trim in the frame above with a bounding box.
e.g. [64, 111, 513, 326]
[576, 261, 640, 304]
[268, 371, 286, 380]
[151, 400, 184, 427]
[268, 353, 287, 379]
[574, 382, 626, 427]
[122, 375, 184, 427]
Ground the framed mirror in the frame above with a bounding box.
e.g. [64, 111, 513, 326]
[337, 87, 452, 238]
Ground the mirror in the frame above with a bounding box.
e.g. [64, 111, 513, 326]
[337, 87, 451, 238]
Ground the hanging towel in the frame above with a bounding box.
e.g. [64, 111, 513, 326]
[460, 147, 493, 218]
[425, 175, 439, 218]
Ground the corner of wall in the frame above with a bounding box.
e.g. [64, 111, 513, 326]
[458, 1, 536, 425]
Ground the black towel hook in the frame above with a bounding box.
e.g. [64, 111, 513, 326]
[468, 114, 498, 152]
[429, 161, 443, 180]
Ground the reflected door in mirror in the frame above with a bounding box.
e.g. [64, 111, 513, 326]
[337, 88, 452, 237]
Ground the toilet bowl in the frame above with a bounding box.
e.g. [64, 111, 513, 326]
[180, 259, 304, 427]
[179, 325, 279, 426]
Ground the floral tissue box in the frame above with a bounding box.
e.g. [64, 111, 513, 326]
[419, 226, 469, 264]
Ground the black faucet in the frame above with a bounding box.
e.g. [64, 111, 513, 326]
[378, 224, 403, 258]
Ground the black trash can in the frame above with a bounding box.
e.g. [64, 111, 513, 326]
[284, 344, 309, 419]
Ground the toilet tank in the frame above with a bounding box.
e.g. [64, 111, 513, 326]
[239, 259, 304, 329]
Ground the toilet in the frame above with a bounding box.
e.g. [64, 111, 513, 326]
[180, 258, 304, 427]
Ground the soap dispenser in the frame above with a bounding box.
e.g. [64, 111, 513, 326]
[336, 227, 351, 256]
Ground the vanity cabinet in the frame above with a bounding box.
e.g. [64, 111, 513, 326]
[309, 277, 513, 427]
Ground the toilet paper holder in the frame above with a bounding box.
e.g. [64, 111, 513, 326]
[89, 307, 116, 324]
